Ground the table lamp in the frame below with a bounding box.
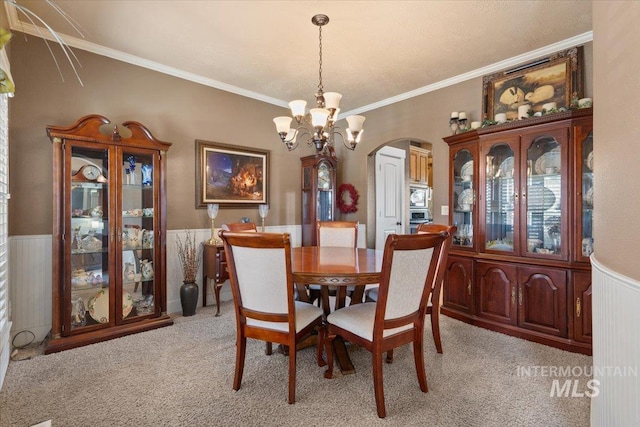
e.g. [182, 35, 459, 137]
[207, 203, 219, 244]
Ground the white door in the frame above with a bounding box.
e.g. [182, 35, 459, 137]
[375, 146, 406, 251]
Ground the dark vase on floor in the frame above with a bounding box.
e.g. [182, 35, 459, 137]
[180, 281, 199, 316]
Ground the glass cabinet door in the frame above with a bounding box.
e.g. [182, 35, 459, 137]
[451, 147, 475, 248]
[69, 147, 110, 331]
[524, 130, 566, 259]
[121, 151, 156, 320]
[483, 141, 516, 253]
[578, 130, 594, 261]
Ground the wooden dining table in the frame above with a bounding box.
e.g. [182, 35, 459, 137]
[291, 246, 383, 374]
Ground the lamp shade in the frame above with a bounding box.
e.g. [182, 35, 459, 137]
[310, 108, 330, 127]
[289, 100, 307, 117]
[273, 116, 293, 133]
[346, 115, 366, 132]
[323, 92, 342, 110]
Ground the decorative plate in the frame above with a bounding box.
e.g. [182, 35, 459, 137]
[584, 186, 594, 207]
[458, 189, 473, 209]
[527, 186, 556, 210]
[486, 240, 514, 251]
[499, 157, 514, 178]
[88, 288, 133, 323]
[460, 160, 473, 181]
[535, 148, 561, 175]
[586, 151, 594, 172]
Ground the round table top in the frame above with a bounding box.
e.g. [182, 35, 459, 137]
[291, 246, 383, 286]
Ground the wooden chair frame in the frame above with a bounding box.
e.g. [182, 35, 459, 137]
[221, 222, 258, 232]
[325, 232, 449, 418]
[309, 221, 361, 310]
[220, 231, 324, 404]
[415, 223, 456, 354]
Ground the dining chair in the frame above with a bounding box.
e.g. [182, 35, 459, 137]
[366, 223, 455, 355]
[221, 222, 275, 352]
[220, 231, 325, 404]
[309, 221, 359, 312]
[325, 231, 449, 418]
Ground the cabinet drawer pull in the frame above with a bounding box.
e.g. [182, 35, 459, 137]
[518, 286, 523, 306]
[511, 286, 516, 305]
[522, 186, 527, 203]
[468, 279, 471, 296]
[576, 297, 581, 318]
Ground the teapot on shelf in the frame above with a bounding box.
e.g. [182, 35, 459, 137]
[123, 227, 144, 249]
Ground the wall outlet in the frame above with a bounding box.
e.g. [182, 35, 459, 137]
[441, 205, 449, 216]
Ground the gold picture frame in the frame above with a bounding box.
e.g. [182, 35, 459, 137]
[482, 46, 584, 121]
[196, 140, 269, 208]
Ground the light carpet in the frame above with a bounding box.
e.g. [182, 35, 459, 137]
[0, 302, 592, 426]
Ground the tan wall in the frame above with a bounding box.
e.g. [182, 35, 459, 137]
[8, 30, 595, 254]
[593, 2, 640, 281]
[8, 35, 300, 234]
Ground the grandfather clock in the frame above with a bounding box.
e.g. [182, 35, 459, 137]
[301, 154, 337, 246]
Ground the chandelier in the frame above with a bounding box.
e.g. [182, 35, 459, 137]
[273, 14, 365, 153]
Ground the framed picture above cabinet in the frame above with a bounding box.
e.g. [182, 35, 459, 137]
[46, 115, 173, 353]
[482, 46, 584, 121]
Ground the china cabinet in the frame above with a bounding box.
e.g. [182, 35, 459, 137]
[442, 108, 593, 354]
[45, 115, 173, 353]
[301, 154, 337, 246]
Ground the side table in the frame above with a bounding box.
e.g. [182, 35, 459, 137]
[202, 243, 229, 316]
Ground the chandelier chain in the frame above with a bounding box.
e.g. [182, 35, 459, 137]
[318, 25, 323, 93]
[272, 14, 365, 153]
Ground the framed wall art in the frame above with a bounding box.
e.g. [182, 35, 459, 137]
[482, 46, 584, 121]
[196, 140, 269, 208]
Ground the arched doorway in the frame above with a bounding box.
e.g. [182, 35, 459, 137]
[365, 138, 433, 248]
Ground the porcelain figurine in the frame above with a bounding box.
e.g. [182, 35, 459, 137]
[71, 297, 87, 327]
[143, 229, 153, 249]
[123, 227, 144, 249]
[124, 262, 136, 281]
[80, 229, 102, 252]
[91, 205, 103, 218]
[141, 259, 154, 279]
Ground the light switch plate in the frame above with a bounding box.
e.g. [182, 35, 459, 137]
[441, 205, 449, 216]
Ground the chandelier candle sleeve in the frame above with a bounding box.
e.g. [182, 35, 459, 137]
[272, 14, 366, 153]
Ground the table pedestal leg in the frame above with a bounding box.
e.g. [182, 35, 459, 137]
[333, 337, 355, 374]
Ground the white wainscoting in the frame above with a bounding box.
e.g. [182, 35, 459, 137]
[9, 235, 52, 347]
[591, 256, 640, 426]
[9, 224, 369, 347]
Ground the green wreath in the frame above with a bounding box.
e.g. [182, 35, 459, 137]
[337, 183, 359, 214]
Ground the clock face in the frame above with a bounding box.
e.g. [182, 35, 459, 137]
[318, 164, 331, 189]
[82, 165, 101, 180]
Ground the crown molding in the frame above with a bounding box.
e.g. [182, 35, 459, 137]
[342, 31, 593, 117]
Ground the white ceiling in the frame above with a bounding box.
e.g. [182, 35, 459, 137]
[6, 1, 592, 116]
